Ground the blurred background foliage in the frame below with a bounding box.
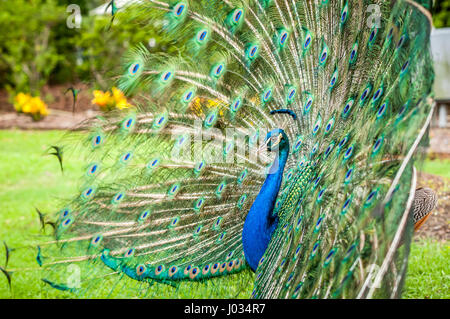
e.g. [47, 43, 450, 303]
[432, 0, 450, 28]
[0, 0, 448, 98]
[0, 0, 173, 98]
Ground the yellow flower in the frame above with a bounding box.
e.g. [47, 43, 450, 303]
[92, 90, 113, 109]
[111, 87, 131, 109]
[21, 103, 32, 113]
[206, 99, 220, 108]
[39, 104, 49, 116]
[14, 93, 48, 120]
[28, 97, 47, 114]
[15, 92, 31, 105]
[111, 87, 125, 101]
[115, 98, 130, 109]
[92, 88, 133, 111]
[14, 93, 32, 112]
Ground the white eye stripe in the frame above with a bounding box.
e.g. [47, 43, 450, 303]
[271, 134, 283, 145]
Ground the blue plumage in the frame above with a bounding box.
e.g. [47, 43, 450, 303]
[243, 129, 289, 271]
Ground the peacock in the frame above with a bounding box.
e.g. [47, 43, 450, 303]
[2, 0, 438, 299]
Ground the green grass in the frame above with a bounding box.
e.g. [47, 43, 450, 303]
[0, 130, 83, 298]
[404, 240, 450, 299]
[420, 158, 450, 179]
[0, 130, 448, 299]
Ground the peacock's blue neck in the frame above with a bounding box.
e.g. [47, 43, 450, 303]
[242, 140, 289, 272]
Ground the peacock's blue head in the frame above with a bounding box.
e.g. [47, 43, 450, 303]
[265, 128, 289, 153]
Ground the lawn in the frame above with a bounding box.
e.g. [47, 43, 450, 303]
[0, 130, 448, 299]
[420, 158, 450, 179]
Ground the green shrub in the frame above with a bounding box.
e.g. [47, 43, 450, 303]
[0, 0, 70, 96]
[432, 0, 450, 28]
[0, 0, 173, 96]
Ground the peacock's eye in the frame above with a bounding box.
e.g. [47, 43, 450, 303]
[272, 133, 283, 145]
